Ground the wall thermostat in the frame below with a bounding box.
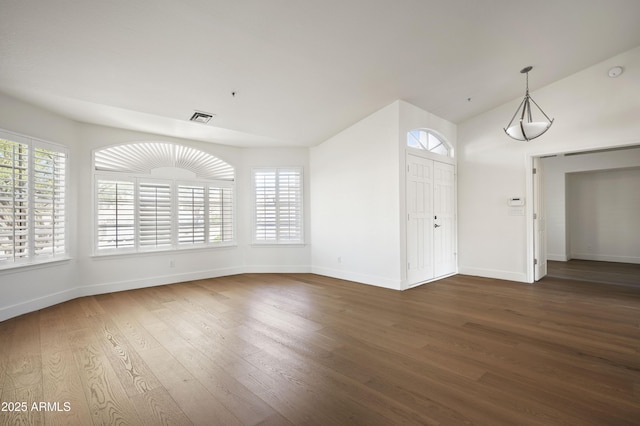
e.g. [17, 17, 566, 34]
[508, 197, 525, 206]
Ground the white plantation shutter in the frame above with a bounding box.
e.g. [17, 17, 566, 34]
[0, 139, 29, 263]
[253, 168, 303, 243]
[139, 181, 172, 249]
[0, 131, 68, 268]
[33, 147, 66, 257]
[254, 170, 277, 241]
[96, 179, 135, 249]
[278, 169, 302, 242]
[209, 186, 233, 243]
[95, 142, 234, 180]
[178, 184, 206, 244]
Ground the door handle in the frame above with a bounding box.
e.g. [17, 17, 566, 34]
[434, 224, 441, 228]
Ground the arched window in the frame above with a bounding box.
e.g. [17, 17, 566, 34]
[93, 142, 235, 253]
[407, 129, 452, 157]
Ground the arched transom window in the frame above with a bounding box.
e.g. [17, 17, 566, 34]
[407, 129, 452, 157]
[93, 142, 235, 253]
[94, 142, 234, 180]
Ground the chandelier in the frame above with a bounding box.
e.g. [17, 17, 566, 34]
[504, 66, 554, 141]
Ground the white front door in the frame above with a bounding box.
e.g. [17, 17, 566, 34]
[433, 161, 456, 278]
[407, 155, 434, 284]
[406, 155, 456, 286]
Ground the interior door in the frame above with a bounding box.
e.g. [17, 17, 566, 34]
[433, 161, 456, 277]
[533, 157, 547, 280]
[406, 155, 434, 284]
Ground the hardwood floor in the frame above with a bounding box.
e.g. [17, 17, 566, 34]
[548, 259, 640, 288]
[1, 273, 639, 425]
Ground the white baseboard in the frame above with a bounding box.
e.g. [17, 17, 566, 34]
[76, 267, 243, 298]
[458, 266, 529, 283]
[3, 265, 401, 322]
[0, 287, 81, 322]
[242, 265, 312, 274]
[547, 254, 569, 261]
[311, 266, 402, 290]
[0, 267, 242, 322]
[569, 253, 640, 264]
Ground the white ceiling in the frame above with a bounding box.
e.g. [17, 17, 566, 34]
[1, 0, 639, 147]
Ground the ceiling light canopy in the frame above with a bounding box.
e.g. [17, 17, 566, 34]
[504, 66, 554, 141]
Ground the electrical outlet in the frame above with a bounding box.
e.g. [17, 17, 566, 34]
[169, 259, 175, 268]
[337, 256, 342, 264]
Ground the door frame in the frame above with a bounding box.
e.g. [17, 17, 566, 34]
[525, 143, 640, 283]
[403, 149, 457, 289]
[526, 154, 548, 283]
[531, 156, 547, 281]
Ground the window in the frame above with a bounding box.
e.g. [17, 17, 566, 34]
[253, 167, 303, 244]
[96, 179, 135, 249]
[94, 142, 234, 253]
[407, 129, 452, 157]
[139, 181, 171, 249]
[178, 184, 206, 245]
[0, 130, 67, 268]
[209, 186, 233, 243]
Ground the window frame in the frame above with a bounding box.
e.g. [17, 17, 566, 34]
[252, 167, 304, 245]
[94, 173, 236, 254]
[95, 176, 137, 253]
[92, 142, 236, 255]
[407, 129, 454, 158]
[0, 128, 69, 270]
[176, 180, 208, 247]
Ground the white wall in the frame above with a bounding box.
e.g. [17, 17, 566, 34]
[310, 99, 456, 289]
[75, 123, 246, 296]
[0, 92, 311, 321]
[310, 101, 402, 288]
[0, 92, 80, 320]
[458, 46, 640, 282]
[567, 167, 640, 263]
[542, 148, 640, 261]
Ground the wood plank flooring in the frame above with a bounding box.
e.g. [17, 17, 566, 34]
[548, 259, 640, 288]
[1, 273, 639, 425]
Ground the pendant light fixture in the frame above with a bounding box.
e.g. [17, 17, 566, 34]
[504, 66, 553, 141]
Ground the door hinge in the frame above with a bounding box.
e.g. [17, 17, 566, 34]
[534, 258, 538, 265]
[533, 168, 537, 174]
[533, 213, 537, 220]
[407, 262, 411, 270]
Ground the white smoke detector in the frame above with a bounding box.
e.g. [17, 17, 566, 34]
[608, 66, 623, 78]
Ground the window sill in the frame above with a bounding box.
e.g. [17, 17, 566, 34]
[91, 243, 238, 259]
[0, 257, 72, 275]
[250, 242, 307, 248]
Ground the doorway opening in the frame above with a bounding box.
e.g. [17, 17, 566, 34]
[529, 145, 640, 283]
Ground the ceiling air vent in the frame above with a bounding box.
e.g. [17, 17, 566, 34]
[189, 111, 214, 124]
